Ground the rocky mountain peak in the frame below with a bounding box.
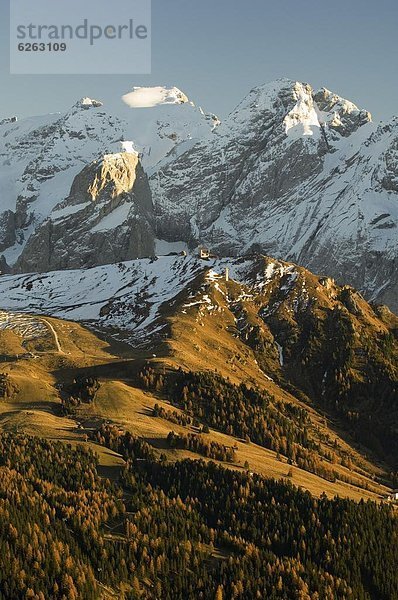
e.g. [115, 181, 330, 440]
[73, 97, 104, 110]
[14, 149, 155, 273]
[313, 87, 372, 137]
[225, 78, 371, 143]
[86, 152, 140, 203]
[0, 78, 396, 312]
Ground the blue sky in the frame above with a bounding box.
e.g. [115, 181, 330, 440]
[1, 0, 397, 121]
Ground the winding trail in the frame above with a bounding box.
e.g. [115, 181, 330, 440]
[42, 319, 64, 354]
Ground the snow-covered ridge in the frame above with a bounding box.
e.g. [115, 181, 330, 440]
[0, 257, 205, 343]
[0, 252, 392, 351]
[0, 255, 290, 343]
[0, 251, 330, 350]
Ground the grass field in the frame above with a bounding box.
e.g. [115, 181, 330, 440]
[0, 310, 392, 503]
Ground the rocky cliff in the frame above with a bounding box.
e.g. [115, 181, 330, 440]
[16, 151, 155, 272]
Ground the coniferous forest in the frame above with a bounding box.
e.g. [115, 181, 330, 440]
[1, 431, 398, 600]
[138, 367, 377, 486]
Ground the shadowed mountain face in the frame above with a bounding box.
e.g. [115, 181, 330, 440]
[0, 80, 397, 310]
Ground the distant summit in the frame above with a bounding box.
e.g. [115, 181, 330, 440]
[0, 78, 396, 310]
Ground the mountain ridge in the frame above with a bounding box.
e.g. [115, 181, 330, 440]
[0, 250, 397, 480]
[0, 78, 397, 311]
[152, 79, 397, 309]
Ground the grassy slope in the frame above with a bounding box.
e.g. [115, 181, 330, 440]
[0, 303, 392, 502]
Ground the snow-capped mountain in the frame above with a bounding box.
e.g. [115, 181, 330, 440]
[0, 87, 217, 271]
[119, 85, 220, 172]
[0, 79, 397, 310]
[152, 79, 397, 309]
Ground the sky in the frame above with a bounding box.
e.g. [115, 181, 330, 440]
[1, 0, 398, 122]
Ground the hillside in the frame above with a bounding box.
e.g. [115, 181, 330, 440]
[0, 251, 397, 597]
[2, 433, 398, 599]
[0, 253, 397, 493]
[0, 306, 390, 502]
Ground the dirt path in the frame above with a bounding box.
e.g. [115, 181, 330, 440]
[42, 319, 64, 354]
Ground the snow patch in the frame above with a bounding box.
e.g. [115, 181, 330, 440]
[284, 83, 321, 138]
[0, 310, 48, 340]
[275, 342, 284, 366]
[91, 202, 133, 233]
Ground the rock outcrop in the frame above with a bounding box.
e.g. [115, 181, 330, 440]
[16, 152, 155, 272]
